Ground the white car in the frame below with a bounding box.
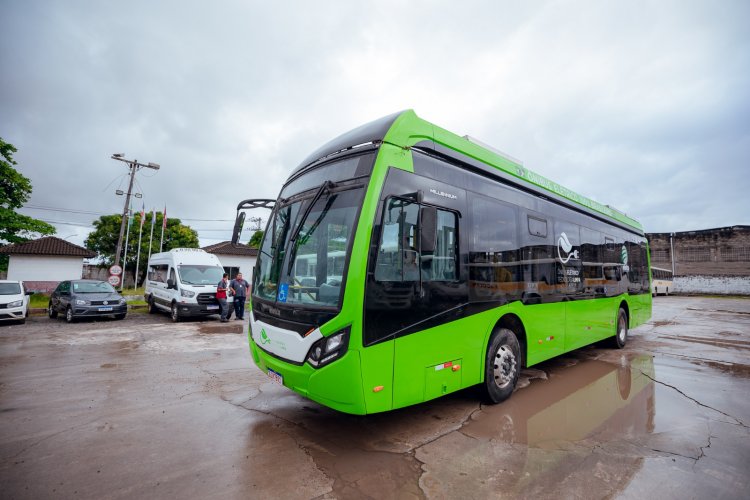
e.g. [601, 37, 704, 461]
[0, 280, 33, 324]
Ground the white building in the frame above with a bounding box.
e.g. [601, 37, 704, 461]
[0, 236, 96, 292]
[202, 241, 258, 281]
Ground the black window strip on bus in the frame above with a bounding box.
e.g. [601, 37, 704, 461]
[411, 142, 644, 238]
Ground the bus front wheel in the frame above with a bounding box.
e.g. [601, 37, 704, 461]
[483, 328, 521, 404]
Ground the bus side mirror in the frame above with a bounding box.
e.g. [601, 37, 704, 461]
[231, 212, 246, 246]
[419, 206, 437, 254]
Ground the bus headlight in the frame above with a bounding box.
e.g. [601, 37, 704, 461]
[307, 327, 350, 368]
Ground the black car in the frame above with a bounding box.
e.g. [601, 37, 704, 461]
[49, 280, 128, 323]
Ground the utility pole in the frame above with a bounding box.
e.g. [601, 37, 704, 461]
[111, 154, 160, 270]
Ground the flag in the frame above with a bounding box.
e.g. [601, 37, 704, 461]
[147, 208, 156, 261]
[135, 203, 145, 287]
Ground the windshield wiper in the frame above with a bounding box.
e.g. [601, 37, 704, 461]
[285, 181, 333, 275]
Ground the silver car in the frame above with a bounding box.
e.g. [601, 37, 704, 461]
[48, 280, 127, 323]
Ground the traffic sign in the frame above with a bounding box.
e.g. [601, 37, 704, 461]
[108, 275, 121, 287]
[109, 265, 123, 276]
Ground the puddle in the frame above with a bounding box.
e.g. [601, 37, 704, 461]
[464, 355, 656, 446]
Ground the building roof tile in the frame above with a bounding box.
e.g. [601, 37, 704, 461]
[0, 236, 96, 258]
[202, 241, 259, 257]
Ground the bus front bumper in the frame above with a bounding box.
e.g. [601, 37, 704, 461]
[248, 338, 367, 415]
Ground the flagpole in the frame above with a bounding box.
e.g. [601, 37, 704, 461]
[134, 203, 145, 288]
[121, 204, 132, 291]
[147, 208, 156, 262]
[160, 205, 166, 252]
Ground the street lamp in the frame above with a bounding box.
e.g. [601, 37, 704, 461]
[110, 154, 161, 270]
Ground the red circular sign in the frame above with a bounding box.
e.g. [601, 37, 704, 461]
[109, 265, 123, 276]
[108, 275, 121, 287]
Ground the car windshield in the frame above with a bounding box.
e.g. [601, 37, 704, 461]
[0, 283, 22, 295]
[178, 265, 224, 285]
[73, 281, 116, 293]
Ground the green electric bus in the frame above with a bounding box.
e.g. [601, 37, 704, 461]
[234, 110, 652, 415]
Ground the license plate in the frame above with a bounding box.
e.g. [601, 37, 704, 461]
[99, 307, 113, 312]
[267, 368, 283, 385]
[207, 305, 219, 310]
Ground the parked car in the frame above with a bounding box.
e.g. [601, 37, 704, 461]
[0, 280, 33, 324]
[48, 280, 127, 323]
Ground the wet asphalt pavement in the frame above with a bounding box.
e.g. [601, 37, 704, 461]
[1, 296, 748, 499]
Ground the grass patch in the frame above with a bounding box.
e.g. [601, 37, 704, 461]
[29, 293, 50, 308]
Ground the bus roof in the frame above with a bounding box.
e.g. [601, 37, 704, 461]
[294, 110, 644, 233]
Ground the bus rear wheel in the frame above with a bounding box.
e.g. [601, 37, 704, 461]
[610, 308, 628, 349]
[483, 328, 521, 404]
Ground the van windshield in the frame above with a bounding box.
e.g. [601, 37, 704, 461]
[178, 265, 224, 285]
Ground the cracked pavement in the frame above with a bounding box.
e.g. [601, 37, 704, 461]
[1, 296, 749, 499]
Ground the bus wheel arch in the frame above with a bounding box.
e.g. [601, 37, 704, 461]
[482, 314, 526, 405]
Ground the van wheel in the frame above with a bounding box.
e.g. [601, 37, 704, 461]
[48, 302, 58, 319]
[482, 328, 521, 404]
[148, 297, 158, 314]
[65, 306, 75, 324]
[170, 302, 181, 322]
[610, 308, 628, 349]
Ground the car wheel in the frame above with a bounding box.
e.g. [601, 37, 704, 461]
[610, 308, 628, 349]
[483, 327, 521, 404]
[48, 302, 58, 319]
[170, 302, 180, 323]
[65, 306, 75, 323]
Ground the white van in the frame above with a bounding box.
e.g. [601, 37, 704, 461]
[144, 248, 232, 322]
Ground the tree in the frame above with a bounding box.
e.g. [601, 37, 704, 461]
[248, 230, 264, 248]
[1, 137, 56, 270]
[85, 211, 199, 285]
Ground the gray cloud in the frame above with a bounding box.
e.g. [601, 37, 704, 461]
[2, 0, 748, 248]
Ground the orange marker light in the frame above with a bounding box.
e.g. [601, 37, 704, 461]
[373, 386, 384, 393]
[452, 365, 461, 372]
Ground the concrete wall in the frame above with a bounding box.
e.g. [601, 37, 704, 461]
[648, 226, 750, 277]
[8, 255, 85, 281]
[213, 255, 257, 280]
[674, 276, 750, 295]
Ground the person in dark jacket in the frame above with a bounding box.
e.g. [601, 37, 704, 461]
[230, 272, 250, 320]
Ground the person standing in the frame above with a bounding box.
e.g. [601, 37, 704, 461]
[230, 272, 250, 320]
[216, 273, 230, 322]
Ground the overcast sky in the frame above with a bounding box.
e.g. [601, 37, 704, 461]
[2, 0, 748, 248]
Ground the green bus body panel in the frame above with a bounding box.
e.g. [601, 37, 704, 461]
[248, 109, 651, 415]
[382, 110, 643, 232]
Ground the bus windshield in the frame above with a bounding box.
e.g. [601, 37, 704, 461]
[253, 186, 365, 308]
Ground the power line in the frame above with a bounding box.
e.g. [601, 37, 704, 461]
[22, 204, 233, 222]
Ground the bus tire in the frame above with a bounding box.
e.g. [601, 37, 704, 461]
[483, 328, 521, 404]
[610, 308, 628, 349]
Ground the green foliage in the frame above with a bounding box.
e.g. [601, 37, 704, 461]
[0, 138, 56, 271]
[85, 211, 199, 284]
[248, 230, 264, 248]
[0, 137, 56, 245]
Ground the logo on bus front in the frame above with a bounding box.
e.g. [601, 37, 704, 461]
[260, 328, 271, 345]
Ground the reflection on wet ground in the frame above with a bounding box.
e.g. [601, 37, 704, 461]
[2, 297, 749, 498]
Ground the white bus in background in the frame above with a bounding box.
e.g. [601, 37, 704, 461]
[651, 266, 674, 296]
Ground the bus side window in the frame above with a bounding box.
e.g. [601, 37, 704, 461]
[374, 198, 419, 282]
